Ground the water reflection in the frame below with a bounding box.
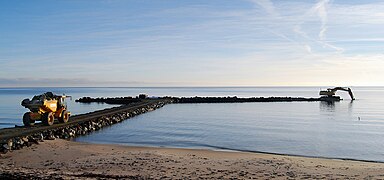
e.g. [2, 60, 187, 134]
[319, 100, 354, 114]
[320, 101, 336, 112]
[347, 100, 354, 109]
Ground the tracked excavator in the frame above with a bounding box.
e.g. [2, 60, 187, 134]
[319, 87, 355, 101]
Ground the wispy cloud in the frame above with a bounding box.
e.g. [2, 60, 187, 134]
[311, 0, 344, 53]
[291, 0, 344, 53]
[312, 0, 330, 40]
[250, 0, 279, 17]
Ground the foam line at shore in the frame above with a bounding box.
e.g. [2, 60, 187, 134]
[201, 144, 384, 164]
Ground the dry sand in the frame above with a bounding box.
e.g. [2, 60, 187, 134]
[1, 139, 384, 179]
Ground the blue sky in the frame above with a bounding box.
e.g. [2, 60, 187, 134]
[0, 0, 383, 87]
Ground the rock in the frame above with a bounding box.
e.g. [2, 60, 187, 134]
[286, 171, 295, 177]
[2, 144, 10, 150]
[28, 136, 39, 144]
[22, 137, 29, 143]
[34, 133, 44, 142]
[46, 135, 55, 140]
[1, 144, 9, 153]
[7, 140, 13, 150]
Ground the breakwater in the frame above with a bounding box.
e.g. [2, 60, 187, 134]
[0, 99, 172, 154]
[75, 96, 341, 104]
[172, 96, 339, 103]
[75, 96, 141, 104]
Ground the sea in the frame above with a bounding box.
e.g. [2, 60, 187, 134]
[1, 87, 384, 162]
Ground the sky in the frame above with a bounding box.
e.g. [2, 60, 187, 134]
[0, 0, 383, 87]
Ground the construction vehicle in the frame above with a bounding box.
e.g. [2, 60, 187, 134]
[319, 87, 355, 100]
[21, 92, 71, 126]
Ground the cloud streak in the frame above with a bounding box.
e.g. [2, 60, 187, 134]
[250, 0, 279, 17]
[290, 0, 344, 53]
[312, 0, 330, 40]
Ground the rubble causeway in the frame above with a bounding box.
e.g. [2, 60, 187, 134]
[0, 99, 172, 153]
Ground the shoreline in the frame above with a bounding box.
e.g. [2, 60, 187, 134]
[1, 139, 384, 179]
[206, 147, 384, 164]
[74, 140, 384, 164]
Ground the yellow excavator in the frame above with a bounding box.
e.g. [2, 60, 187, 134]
[21, 92, 71, 126]
[319, 87, 355, 100]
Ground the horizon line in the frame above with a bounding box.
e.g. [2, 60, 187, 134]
[0, 85, 383, 89]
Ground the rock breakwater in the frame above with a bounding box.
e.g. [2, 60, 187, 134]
[0, 99, 171, 154]
[75, 96, 141, 104]
[171, 96, 329, 103]
[75, 96, 340, 105]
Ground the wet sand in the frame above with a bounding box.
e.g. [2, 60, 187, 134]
[1, 139, 384, 179]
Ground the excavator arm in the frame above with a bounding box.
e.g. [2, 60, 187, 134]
[332, 87, 355, 100]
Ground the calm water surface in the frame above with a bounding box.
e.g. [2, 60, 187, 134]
[1, 87, 384, 161]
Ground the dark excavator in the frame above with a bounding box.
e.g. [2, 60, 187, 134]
[319, 87, 355, 101]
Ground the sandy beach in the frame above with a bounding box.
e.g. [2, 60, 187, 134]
[1, 139, 384, 179]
